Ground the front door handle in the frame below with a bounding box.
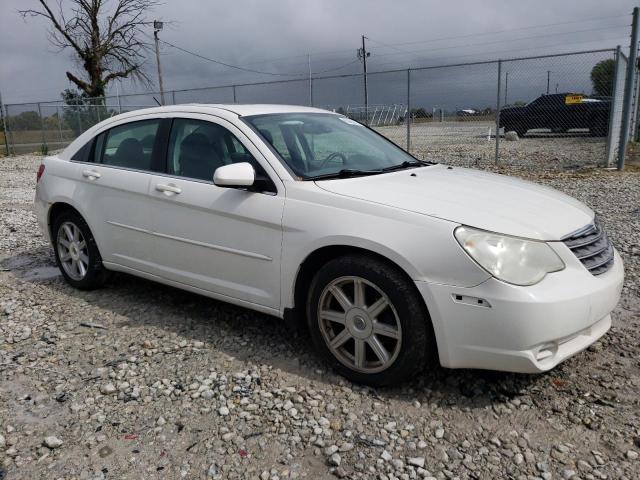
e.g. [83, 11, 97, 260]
[155, 183, 182, 195]
[82, 169, 101, 179]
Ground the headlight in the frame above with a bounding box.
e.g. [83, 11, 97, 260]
[454, 226, 565, 286]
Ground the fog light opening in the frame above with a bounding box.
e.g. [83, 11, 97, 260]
[535, 343, 557, 362]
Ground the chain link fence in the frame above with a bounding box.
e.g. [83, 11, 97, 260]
[3, 47, 637, 170]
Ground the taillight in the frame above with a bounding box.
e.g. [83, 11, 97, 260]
[36, 164, 45, 183]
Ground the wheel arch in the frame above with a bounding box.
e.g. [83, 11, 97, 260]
[285, 243, 440, 373]
[47, 201, 103, 257]
[288, 244, 433, 327]
[48, 202, 84, 239]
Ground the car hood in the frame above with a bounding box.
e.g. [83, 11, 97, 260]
[315, 164, 594, 240]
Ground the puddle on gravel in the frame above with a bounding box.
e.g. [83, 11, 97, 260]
[19, 266, 60, 281]
[0, 250, 59, 282]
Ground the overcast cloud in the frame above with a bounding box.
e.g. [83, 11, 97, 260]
[0, 0, 636, 107]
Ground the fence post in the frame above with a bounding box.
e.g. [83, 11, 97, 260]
[76, 106, 83, 134]
[56, 105, 63, 144]
[618, 6, 639, 170]
[171, 90, 176, 106]
[632, 58, 640, 141]
[406, 69, 411, 152]
[37, 102, 47, 150]
[0, 89, 9, 156]
[233, 85, 237, 104]
[605, 46, 622, 166]
[494, 60, 502, 165]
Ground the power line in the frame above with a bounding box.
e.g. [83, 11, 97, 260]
[365, 14, 629, 51]
[367, 24, 630, 60]
[369, 34, 628, 71]
[158, 39, 303, 76]
[158, 38, 360, 77]
[156, 12, 632, 72]
[248, 17, 630, 69]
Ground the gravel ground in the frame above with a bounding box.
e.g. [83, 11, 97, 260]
[0, 148, 639, 480]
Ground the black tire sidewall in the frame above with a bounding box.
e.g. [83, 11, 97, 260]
[306, 255, 434, 386]
[52, 211, 107, 290]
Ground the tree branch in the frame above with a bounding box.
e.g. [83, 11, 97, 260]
[66, 71, 91, 95]
[20, 1, 86, 59]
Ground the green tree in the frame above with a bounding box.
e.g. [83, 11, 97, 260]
[9, 111, 41, 130]
[61, 89, 113, 135]
[590, 59, 615, 96]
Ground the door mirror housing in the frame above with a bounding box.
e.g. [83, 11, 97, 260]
[213, 162, 255, 188]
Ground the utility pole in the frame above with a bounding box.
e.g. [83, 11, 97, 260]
[308, 54, 313, 107]
[546, 70, 550, 94]
[154, 20, 166, 106]
[357, 35, 371, 124]
[618, 6, 640, 170]
[504, 72, 509, 105]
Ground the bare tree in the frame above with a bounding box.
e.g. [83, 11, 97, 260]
[20, 0, 159, 100]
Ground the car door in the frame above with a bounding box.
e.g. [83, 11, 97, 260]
[72, 118, 165, 272]
[148, 115, 285, 310]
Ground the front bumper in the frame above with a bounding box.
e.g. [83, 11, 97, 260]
[417, 248, 624, 373]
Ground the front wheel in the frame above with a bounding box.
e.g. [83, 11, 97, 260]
[306, 255, 436, 386]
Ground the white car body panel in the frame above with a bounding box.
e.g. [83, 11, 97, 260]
[34, 104, 624, 375]
[316, 164, 593, 240]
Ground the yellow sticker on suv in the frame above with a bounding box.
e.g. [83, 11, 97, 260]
[565, 94, 584, 105]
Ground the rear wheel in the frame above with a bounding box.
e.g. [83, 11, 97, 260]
[306, 255, 435, 386]
[503, 124, 526, 137]
[590, 116, 608, 137]
[52, 210, 108, 289]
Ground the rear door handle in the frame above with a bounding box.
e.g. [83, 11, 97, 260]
[82, 169, 101, 179]
[155, 183, 182, 195]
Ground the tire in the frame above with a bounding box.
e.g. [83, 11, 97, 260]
[503, 124, 526, 137]
[306, 254, 436, 386]
[52, 210, 108, 290]
[590, 119, 608, 137]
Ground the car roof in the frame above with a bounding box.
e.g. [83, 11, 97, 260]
[117, 104, 335, 118]
[58, 104, 339, 162]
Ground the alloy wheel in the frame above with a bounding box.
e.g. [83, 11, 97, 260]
[57, 221, 89, 281]
[317, 276, 402, 373]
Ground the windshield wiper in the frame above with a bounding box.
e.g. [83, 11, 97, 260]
[380, 160, 429, 172]
[307, 168, 384, 180]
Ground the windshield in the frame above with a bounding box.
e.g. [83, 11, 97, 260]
[245, 113, 425, 179]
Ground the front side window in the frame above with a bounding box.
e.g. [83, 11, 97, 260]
[167, 118, 260, 182]
[245, 113, 422, 179]
[101, 119, 160, 170]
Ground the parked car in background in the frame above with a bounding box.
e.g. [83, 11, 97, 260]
[500, 93, 611, 137]
[35, 105, 623, 386]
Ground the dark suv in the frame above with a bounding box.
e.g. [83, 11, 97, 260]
[499, 93, 611, 137]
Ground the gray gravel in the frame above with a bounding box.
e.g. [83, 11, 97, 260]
[0, 150, 639, 480]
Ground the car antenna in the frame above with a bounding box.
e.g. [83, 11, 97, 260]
[152, 96, 161, 106]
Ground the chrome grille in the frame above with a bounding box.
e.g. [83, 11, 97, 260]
[562, 218, 614, 276]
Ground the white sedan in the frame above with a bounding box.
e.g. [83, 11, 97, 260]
[34, 104, 624, 386]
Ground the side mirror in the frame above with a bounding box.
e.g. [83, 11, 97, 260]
[213, 162, 255, 188]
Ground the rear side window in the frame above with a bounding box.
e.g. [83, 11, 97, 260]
[101, 120, 161, 171]
[167, 118, 258, 182]
[71, 141, 92, 162]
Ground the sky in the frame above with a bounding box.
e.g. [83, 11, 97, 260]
[0, 0, 637, 110]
